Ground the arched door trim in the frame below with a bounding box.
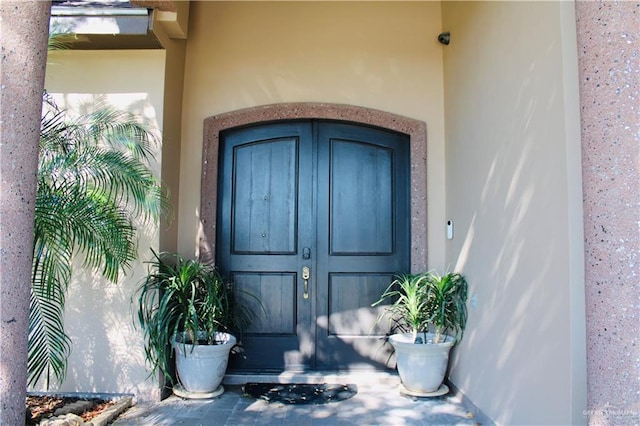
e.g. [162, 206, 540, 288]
[199, 102, 427, 272]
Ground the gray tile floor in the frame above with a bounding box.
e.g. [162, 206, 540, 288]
[112, 384, 479, 426]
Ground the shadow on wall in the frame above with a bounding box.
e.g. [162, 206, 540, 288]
[33, 95, 163, 401]
[60, 258, 156, 399]
[445, 13, 578, 423]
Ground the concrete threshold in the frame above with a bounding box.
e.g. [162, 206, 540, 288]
[223, 370, 401, 386]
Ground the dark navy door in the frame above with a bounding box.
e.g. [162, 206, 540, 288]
[217, 120, 409, 371]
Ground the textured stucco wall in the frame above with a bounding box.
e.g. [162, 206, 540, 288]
[42, 50, 165, 401]
[575, 2, 640, 424]
[442, 2, 586, 424]
[149, 10, 188, 255]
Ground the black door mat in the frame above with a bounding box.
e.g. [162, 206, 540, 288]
[243, 383, 357, 405]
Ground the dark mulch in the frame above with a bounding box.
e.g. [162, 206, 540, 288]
[25, 395, 116, 425]
[243, 383, 357, 405]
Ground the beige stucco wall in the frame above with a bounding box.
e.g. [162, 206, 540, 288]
[42, 50, 165, 401]
[178, 1, 448, 270]
[151, 9, 188, 255]
[442, 2, 586, 425]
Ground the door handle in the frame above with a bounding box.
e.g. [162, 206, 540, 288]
[302, 266, 310, 300]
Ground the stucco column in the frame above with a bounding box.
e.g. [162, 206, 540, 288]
[575, 1, 640, 424]
[0, 1, 51, 423]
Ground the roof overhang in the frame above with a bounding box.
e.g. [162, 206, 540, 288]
[50, 0, 163, 49]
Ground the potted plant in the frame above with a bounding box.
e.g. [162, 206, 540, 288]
[136, 250, 247, 398]
[373, 271, 468, 396]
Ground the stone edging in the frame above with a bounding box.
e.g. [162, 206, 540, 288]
[36, 396, 133, 426]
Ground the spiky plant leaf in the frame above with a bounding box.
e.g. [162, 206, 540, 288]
[373, 271, 468, 345]
[28, 93, 166, 388]
[372, 273, 430, 342]
[423, 272, 468, 343]
[135, 250, 239, 382]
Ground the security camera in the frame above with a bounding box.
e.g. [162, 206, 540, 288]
[438, 32, 450, 45]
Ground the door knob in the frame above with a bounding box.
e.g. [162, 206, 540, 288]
[302, 266, 310, 300]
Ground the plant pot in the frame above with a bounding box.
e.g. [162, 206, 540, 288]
[389, 332, 454, 395]
[171, 331, 236, 395]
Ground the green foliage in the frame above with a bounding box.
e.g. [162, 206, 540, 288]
[373, 274, 429, 343]
[48, 31, 71, 51]
[373, 271, 468, 344]
[423, 272, 468, 344]
[135, 251, 249, 383]
[29, 93, 166, 388]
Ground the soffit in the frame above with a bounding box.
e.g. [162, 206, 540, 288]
[50, 0, 166, 49]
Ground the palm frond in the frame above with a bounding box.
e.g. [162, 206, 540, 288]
[29, 91, 167, 388]
[48, 32, 75, 51]
[29, 229, 73, 388]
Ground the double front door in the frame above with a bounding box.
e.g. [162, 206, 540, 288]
[216, 120, 410, 371]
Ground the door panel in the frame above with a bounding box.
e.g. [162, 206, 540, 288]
[233, 272, 296, 335]
[232, 139, 298, 254]
[217, 120, 409, 372]
[218, 122, 314, 371]
[315, 122, 410, 370]
[330, 140, 393, 254]
[328, 273, 395, 336]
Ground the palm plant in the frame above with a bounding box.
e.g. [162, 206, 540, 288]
[423, 272, 468, 344]
[135, 251, 244, 382]
[373, 271, 468, 344]
[373, 273, 430, 343]
[29, 93, 166, 388]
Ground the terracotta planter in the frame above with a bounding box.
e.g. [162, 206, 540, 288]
[172, 331, 236, 395]
[389, 332, 453, 395]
